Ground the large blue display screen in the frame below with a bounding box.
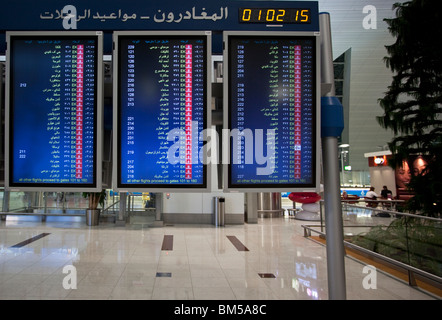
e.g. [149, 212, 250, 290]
[227, 33, 318, 190]
[7, 33, 101, 189]
[115, 33, 208, 190]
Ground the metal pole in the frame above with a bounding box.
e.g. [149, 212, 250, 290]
[246, 193, 258, 223]
[322, 136, 347, 300]
[116, 192, 126, 226]
[320, 12, 347, 300]
[155, 193, 163, 221]
[340, 151, 344, 184]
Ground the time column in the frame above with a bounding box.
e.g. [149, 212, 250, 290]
[82, 42, 96, 182]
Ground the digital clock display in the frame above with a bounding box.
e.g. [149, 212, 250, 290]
[239, 8, 311, 24]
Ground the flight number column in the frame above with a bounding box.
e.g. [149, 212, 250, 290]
[234, 44, 245, 168]
[125, 44, 136, 182]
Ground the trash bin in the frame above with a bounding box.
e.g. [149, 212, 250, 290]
[257, 192, 283, 218]
[214, 197, 225, 226]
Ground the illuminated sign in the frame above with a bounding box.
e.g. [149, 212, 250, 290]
[239, 8, 311, 24]
[224, 31, 320, 192]
[368, 155, 390, 167]
[113, 31, 211, 191]
[5, 31, 103, 191]
[374, 157, 385, 165]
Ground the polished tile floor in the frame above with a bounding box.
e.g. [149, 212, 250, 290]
[0, 213, 437, 300]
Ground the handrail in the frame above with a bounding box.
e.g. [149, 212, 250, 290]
[342, 199, 405, 203]
[0, 200, 122, 216]
[2, 206, 29, 213]
[102, 200, 120, 215]
[0, 210, 85, 216]
[301, 224, 442, 289]
[343, 202, 442, 222]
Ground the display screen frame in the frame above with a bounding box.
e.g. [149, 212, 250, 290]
[223, 31, 320, 193]
[112, 30, 212, 192]
[5, 31, 103, 192]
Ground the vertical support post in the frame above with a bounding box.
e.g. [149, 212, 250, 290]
[62, 192, 66, 212]
[1, 190, 9, 220]
[340, 151, 345, 184]
[320, 12, 347, 300]
[116, 192, 127, 226]
[44, 192, 48, 214]
[245, 193, 258, 223]
[37, 191, 44, 210]
[120, 192, 127, 220]
[128, 193, 132, 214]
[155, 193, 160, 221]
[322, 136, 347, 300]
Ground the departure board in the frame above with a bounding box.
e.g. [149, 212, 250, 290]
[5, 31, 103, 191]
[114, 31, 210, 191]
[224, 32, 319, 191]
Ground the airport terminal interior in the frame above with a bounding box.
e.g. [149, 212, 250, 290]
[0, 0, 441, 301]
[0, 209, 437, 300]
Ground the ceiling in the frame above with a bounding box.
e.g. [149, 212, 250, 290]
[314, 0, 401, 171]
